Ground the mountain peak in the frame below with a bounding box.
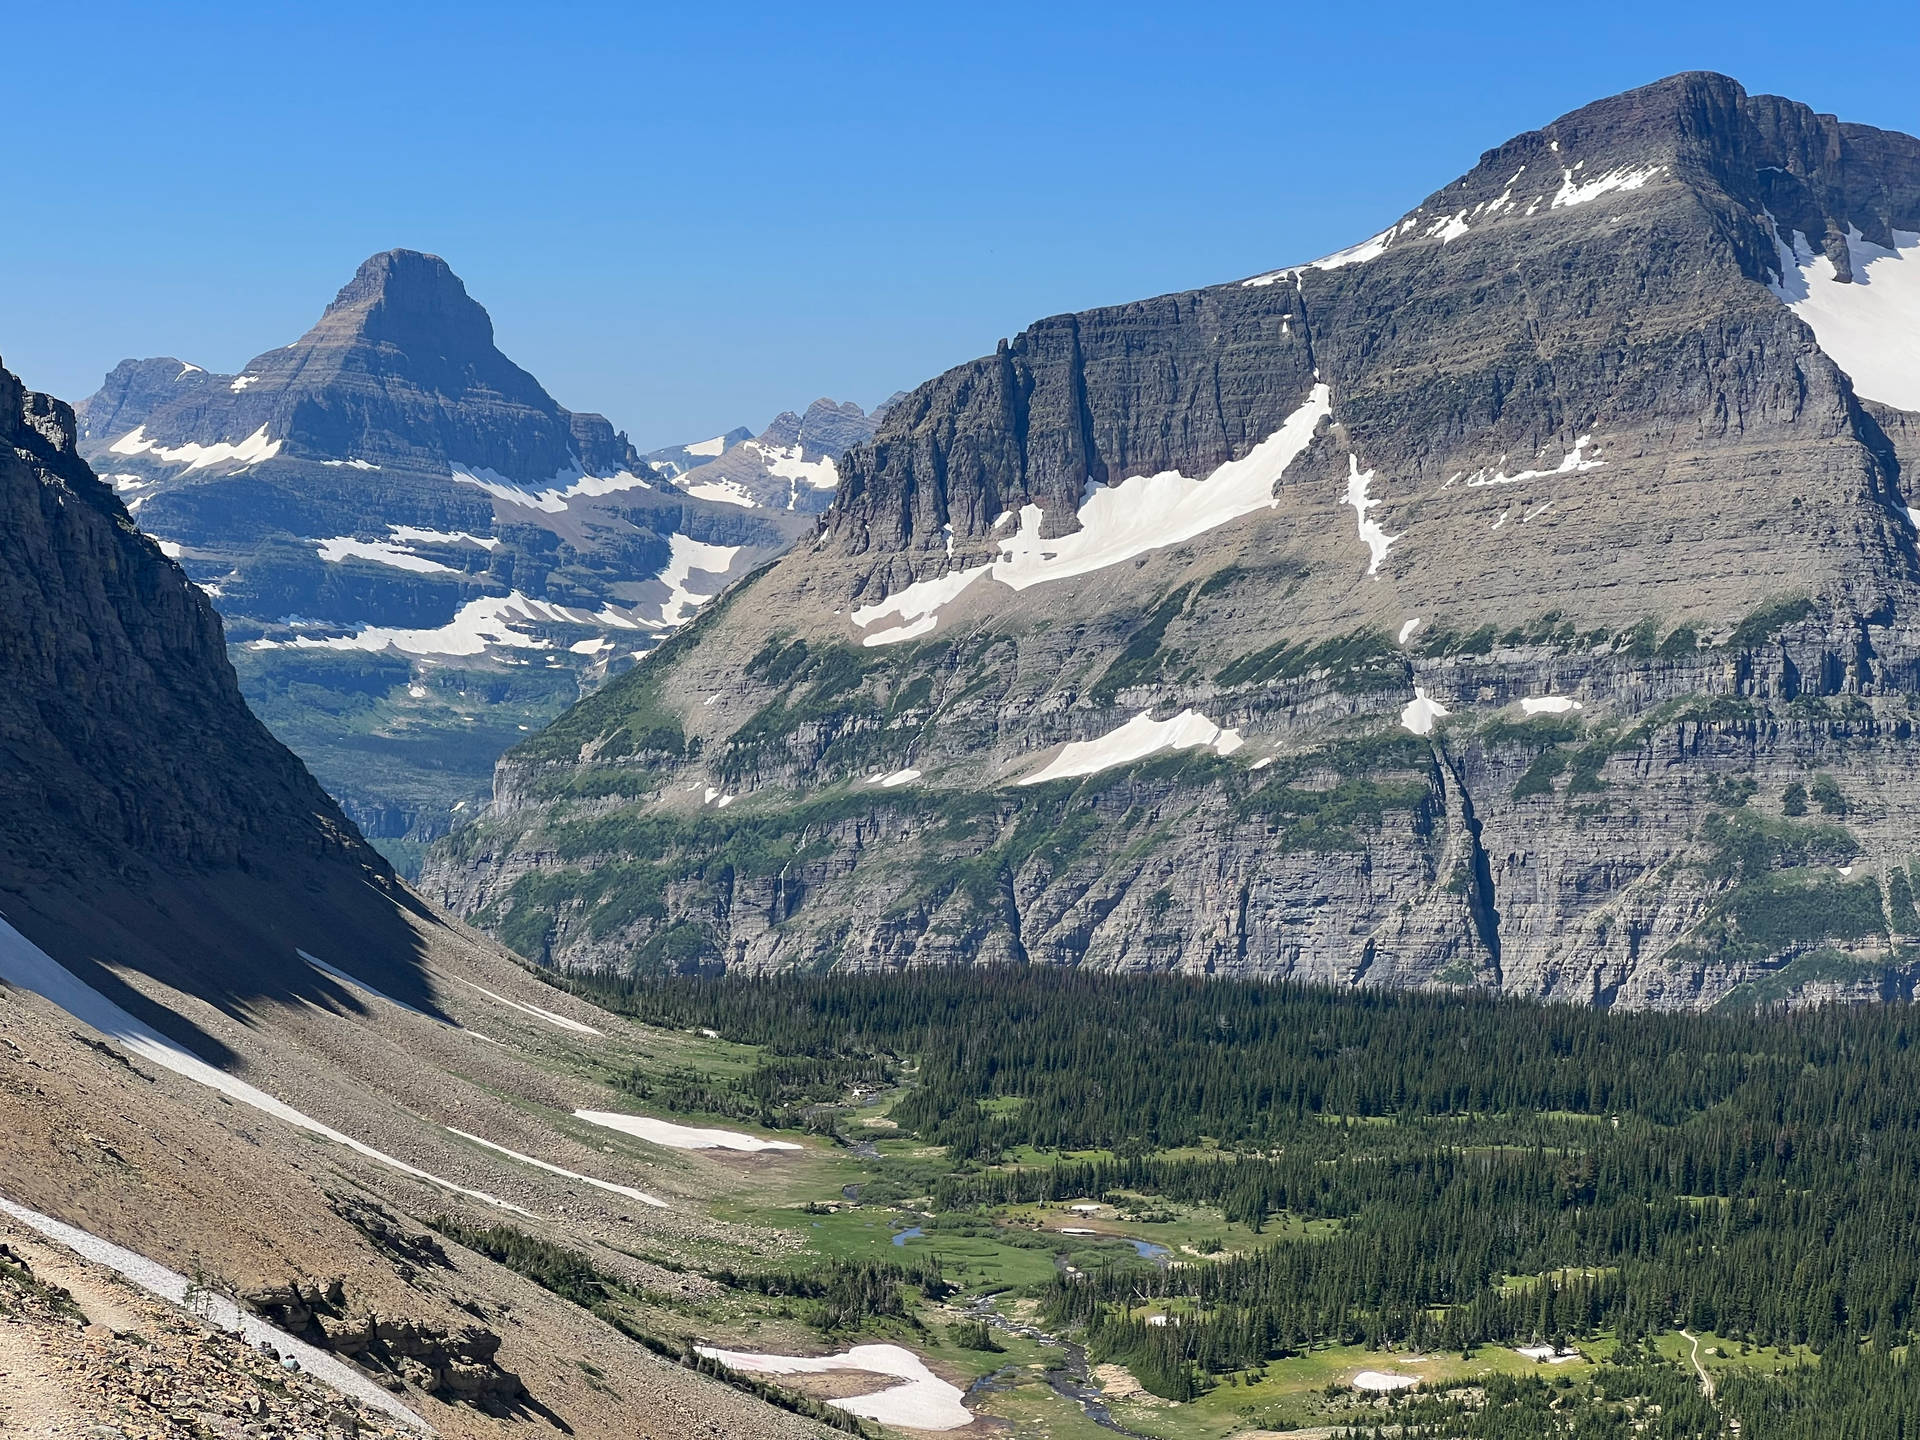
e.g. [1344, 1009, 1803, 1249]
[315, 248, 498, 357]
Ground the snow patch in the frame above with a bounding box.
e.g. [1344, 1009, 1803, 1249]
[686, 434, 730, 457]
[109, 424, 282, 472]
[455, 977, 602, 1035]
[1354, 1371, 1421, 1392]
[658, 534, 744, 624]
[694, 1343, 972, 1431]
[1020, 709, 1242, 787]
[389, 525, 499, 551]
[1344, 455, 1399, 575]
[1521, 696, 1581, 715]
[1398, 618, 1423, 645]
[1244, 229, 1393, 285]
[870, 768, 921, 787]
[682, 478, 759, 508]
[854, 386, 1330, 644]
[446, 1128, 667, 1208]
[1401, 688, 1449, 735]
[1454, 435, 1604, 488]
[250, 591, 658, 658]
[576, 1110, 803, 1152]
[454, 462, 652, 512]
[229, 375, 257, 392]
[1515, 1346, 1581, 1364]
[755, 441, 839, 491]
[1769, 222, 1920, 411]
[1552, 165, 1661, 209]
[319, 457, 379, 470]
[315, 537, 458, 575]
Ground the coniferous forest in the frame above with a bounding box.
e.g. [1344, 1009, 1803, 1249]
[576, 967, 1920, 1436]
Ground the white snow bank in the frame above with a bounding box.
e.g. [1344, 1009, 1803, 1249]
[0, 916, 533, 1218]
[1244, 229, 1394, 285]
[1769, 223, 1920, 412]
[1454, 435, 1604, 488]
[0, 1193, 426, 1428]
[1515, 1346, 1581, 1364]
[854, 386, 1329, 644]
[1401, 688, 1449, 735]
[315, 537, 458, 575]
[755, 441, 839, 491]
[455, 977, 602, 1035]
[319, 458, 379, 470]
[1020, 709, 1242, 787]
[453, 462, 652, 512]
[865, 768, 920, 787]
[109, 423, 282, 472]
[446, 1128, 667, 1208]
[1398, 618, 1423, 644]
[389, 525, 500, 551]
[575, 1110, 803, 1152]
[249, 591, 658, 658]
[1551, 164, 1661, 209]
[658, 534, 744, 624]
[1520, 697, 1581, 715]
[229, 375, 257, 392]
[686, 434, 730, 457]
[695, 1343, 972, 1431]
[1353, 1370, 1421, 1392]
[1344, 456, 1399, 575]
[682, 478, 758, 508]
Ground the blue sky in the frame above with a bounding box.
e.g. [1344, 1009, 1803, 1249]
[8, 2, 1916, 448]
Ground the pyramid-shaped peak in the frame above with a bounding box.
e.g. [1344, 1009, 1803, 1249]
[318, 249, 496, 355]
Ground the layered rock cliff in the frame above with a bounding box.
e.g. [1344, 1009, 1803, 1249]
[0, 359, 371, 885]
[427, 73, 1920, 1009]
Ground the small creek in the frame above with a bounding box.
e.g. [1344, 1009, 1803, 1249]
[957, 1294, 1154, 1437]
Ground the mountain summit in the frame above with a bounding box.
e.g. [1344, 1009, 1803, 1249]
[85, 248, 639, 484]
[75, 250, 807, 871]
[430, 73, 1920, 1009]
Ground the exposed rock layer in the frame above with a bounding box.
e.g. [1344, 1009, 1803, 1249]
[428, 74, 1920, 1010]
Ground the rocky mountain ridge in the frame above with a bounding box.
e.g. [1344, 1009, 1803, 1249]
[427, 72, 1920, 1009]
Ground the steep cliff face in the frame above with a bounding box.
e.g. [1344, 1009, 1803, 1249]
[426, 74, 1920, 1009]
[76, 251, 805, 870]
[0, 359, 370, 884]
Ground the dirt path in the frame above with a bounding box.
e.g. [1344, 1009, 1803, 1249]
[0, 1315, 82, 1438]
[1679, 1329, 1715, 1400]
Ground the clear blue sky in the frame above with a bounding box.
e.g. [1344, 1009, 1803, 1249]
[7, 1, 1916, 448]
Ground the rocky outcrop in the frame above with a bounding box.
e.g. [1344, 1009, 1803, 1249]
[0, 358, 376, 885]
[426, 74, 1920, 1010]
[242, 1278, 524, 1408]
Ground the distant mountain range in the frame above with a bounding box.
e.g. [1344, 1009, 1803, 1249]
[75, 250, 868, 872]
[429, 72, 1920, 1010]
[653, 396, 895, 513]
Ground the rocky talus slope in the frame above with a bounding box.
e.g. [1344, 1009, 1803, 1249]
[429, 72, 1920, 1009]
[77, 251, 805, 870]
[0, 357, 846, 1437]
